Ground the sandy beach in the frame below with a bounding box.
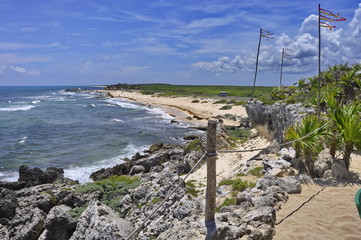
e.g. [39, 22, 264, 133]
[104, 89, 361, 239]
[103, 90, 248, 127]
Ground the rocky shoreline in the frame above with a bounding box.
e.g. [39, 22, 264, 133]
[1, 101, 355, 239]
[0, 119, 309, 240]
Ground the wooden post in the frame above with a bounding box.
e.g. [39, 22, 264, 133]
[205, 120, 217, 222]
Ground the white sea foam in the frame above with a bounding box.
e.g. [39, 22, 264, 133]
[104, 98, 147, 110]
[105, 98, 173, 121]
[111, 118, 124, 123]
[0, 171, 18, 182]
[32, 100, 41, 104]
[64, 144, 147, 183]
[0, 105, 35, 112]
[18, 136, 28, 144]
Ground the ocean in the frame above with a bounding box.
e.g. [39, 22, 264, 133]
[0, 86, 199, 183]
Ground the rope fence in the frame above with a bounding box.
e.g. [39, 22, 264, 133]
[125, 121, 327, 239]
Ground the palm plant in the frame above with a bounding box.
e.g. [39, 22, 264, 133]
[327, 101, 361, 170]
[285, 115, 329, 176]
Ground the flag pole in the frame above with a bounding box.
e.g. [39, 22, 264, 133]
[280, 48, 285, 88]
[251, 28, 262, 100]
[318, 3, 322, 115]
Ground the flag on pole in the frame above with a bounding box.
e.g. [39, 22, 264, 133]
[319, 7, 346, 30]
[261, 28, 274, 40]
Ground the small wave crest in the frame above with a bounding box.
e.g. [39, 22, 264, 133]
[0, 171, 18, 182]
[0, 105, 35, 112]
[64, 143, 147, 183]
[110, 118, 124, 123]
[18, 136, 28, 144]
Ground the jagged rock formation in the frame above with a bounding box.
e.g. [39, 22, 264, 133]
[0, 123, 305, 240]
[246, 101, 314, 143]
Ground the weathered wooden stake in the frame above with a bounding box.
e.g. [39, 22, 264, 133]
[205, 120, 217, 222]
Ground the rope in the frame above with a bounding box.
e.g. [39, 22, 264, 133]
[218, 124, 326, 154]
[275, 186, 327, 225]
[125, 152, 207, 240]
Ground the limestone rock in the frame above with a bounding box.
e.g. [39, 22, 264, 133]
[39, 205, 77, 240]
[275, 176, 302, 194]
[332, 159, 350, 180]
[8, 207, 46, 240]
[0, 188, 18, 223]
[70, 200, 134, 240]
[18, 165, 66, 187]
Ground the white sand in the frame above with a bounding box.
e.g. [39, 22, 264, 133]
[103, 90, 248, 127]
[274, 152, 361, 240]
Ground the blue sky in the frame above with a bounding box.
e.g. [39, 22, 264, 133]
[0, 0, 360, 86]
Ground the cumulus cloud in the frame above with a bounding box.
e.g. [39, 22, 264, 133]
[0, 65, 39, 76]
[193, 4, 361, 75]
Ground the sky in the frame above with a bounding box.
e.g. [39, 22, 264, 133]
[0, 0, 360, 86]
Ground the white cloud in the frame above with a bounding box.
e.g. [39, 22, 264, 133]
[193, 4, 361, 75]
[0, 65, 40, 76]
[0, 42, 60, 51]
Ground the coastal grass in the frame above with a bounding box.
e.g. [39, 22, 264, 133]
[248, 166, 264, 177]
[216, 178, 256, 212]
[216, 198, 236, 212]
[75, 175, 141, 213]
[186, 139, 202, 151]
[226, 126, 252, 145]
[118, 84, 274, 98]
[185, 180, 202, 197]
[218, 178, 256, 192]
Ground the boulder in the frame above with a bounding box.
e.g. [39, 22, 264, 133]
[129, 165, 146, 175]
[332, 159, 350, 180]
[275, 176, 302, 194]
[8, 207, 46, 240]
[314, 150, 333, 178]
[70, 200, 134, 240]
[39, 205, 77, 240]
[243, 206, 276, 225]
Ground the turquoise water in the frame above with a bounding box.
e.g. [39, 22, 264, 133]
[0, 86, 198, 183]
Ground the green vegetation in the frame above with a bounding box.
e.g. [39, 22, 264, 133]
[285, 115, 328, 176]
[75, 175, 141, 212]
[105, 83, 274, 98]
[219, 105, 232, 110]
[185, 180, 201, 197]
[216, 178, 255, 211]
[259, 63, 361, 105]
[68, 204, 88, 220]
[151, 197, 163, 205]
[41, 190, 57, 205]
[248, 166, 264, 177]
[219, 178, 255, 192]
[186, 139, 202, 151]
[213, 100, 227, 104]
[216, 198, 236, 212]
[225, 126, 252, 144]
[278, 63, 361, 175]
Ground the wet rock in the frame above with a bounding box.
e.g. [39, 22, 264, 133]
[18, 165, 66, 187]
